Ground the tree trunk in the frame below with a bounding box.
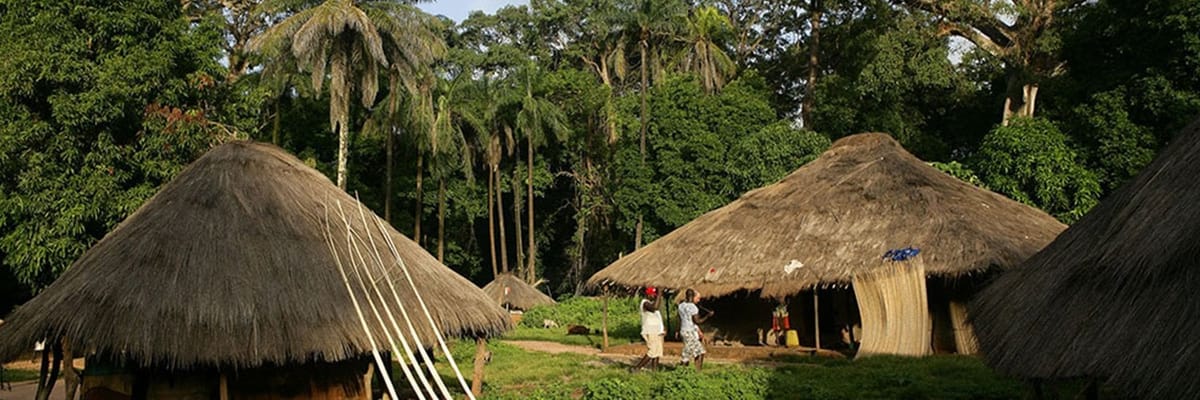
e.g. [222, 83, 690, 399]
[414, 153, 424, 244]
[336, 113, 349, 190]
[437, 178, 446, 263]
[495, 168, 510, 273]
[512, 168, 525, 277]
[636, 35, 651, 251]
[526, 135, 536, 283]
[639, 38, 649, 160]
[62, 339, 79, 400]
[1001, 77, 1039, 125]
[487, 168, 498, 278]
[36, 341, 62, 400]
[384, 74, 400, 223]
[272, 96, 282, 145]
[802, 0, 822, 129]
[471, 338, 488, 397]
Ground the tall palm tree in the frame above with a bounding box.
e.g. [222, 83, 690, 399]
[469, 78, 515, 278]
[673, 6, 737, 93]
[514, 64, 569, 284]
[619, 0, 686, 249]
[428, 79, 476, 263]
[250, 0, 440, 189]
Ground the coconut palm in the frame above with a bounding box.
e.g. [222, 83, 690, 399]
[249, 0, 441, 189]
[673, 6, 737, 93]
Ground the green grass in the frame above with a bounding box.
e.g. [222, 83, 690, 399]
[3, 368, 40, 382]
[504, 296, 644, 348]
[397, 339, 1030, 400]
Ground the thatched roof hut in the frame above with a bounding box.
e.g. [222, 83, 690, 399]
[482, 274, 556, 311]
[587, 133, 1065, 298]
[970, 119, 1200, 398]
[0, 141, 510, 371]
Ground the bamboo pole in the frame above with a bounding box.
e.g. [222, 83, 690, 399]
[342, 201, 437, 399]
[323, 204, 403, 400]
[372, 207, 478, 400]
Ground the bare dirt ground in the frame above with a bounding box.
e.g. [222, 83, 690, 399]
[2, 358, 84, 400]
[503, 340, 846, 368]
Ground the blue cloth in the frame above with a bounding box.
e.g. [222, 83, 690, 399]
[882, 247, 921, 261]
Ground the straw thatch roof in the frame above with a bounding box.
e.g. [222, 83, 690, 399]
[587, 133, 1066, 298]
[481, 274, 556, 311]
[0, 141, 510, 369]
[970, 119, 1200, 398]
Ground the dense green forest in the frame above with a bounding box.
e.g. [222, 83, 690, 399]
[1, 0, 1197, 303]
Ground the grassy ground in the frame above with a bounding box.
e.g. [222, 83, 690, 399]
[3, 367, 40, 382]
[502, 326, 638, 348]
[410, 340, 1031, 400]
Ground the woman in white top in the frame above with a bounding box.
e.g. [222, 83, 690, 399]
[678, 288, 713, 370]
[631, 287, 664, 372]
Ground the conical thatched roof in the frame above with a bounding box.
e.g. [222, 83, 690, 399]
[0, 141, 510, 369]
[481, 274, 556, 311]
[587, 133, 1066, 298]
[970, 119, 1200, 398]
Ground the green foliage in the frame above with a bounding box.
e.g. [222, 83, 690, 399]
[973, 118, 1100, 223]
[930, 161, 988, 189]
[613, 74, 783, 241]
[519, 296, 641, 337]
[730, 122, 831, 189]
[0, 0, 235, 288]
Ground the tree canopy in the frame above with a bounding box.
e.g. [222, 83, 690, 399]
[1, 0, 1196, 297]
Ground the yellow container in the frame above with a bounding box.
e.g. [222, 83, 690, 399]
[785, 330, 800, 348]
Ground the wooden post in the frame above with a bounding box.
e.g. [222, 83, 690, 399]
[602, 293, 610, 351]
[62, 338, 79, 400]
[471, 338, 487, 397]
[813, 290, 821, 350]
[219, 372, 229, 400]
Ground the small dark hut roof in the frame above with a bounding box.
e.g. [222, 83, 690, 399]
[481, 274, 556, 311]
[0, 141, 510, 369]
[970, 119, 1200, 399]
[587, 133, 1066, 298]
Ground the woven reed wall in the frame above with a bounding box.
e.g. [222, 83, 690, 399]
[949, 301, 979, 355]
[853, 260, 931, 357]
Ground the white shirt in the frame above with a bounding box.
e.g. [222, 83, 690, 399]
[640, 299, 664, 335]
[678, 302, 700, 333]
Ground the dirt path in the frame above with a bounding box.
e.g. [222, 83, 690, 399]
[501, 340, 838, 368]
[0, 380, 66, 400]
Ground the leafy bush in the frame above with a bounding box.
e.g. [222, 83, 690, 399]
[519, 296, 642, 338]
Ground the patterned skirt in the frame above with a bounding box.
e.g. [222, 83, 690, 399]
[681, 329, 706, 362]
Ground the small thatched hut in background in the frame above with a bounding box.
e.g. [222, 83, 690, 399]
[0, 141, 510, 399]
[588, 133, 1065, 356]
[971, 119, 1200, 398]
[483, 273, 555, 311]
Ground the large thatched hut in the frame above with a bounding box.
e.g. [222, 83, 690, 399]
[970, 119, 1200, 398]
[0, 141, 510, 399]
[482, 274, 556, 311]
[587, 133, 1065, 356]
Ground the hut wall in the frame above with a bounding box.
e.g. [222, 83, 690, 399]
[79, 357, 374, 400]
[853, 260, 931, 357]
[691, 289, 858, 349]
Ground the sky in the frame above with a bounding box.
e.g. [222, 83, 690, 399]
[417, 0, 528, 22]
